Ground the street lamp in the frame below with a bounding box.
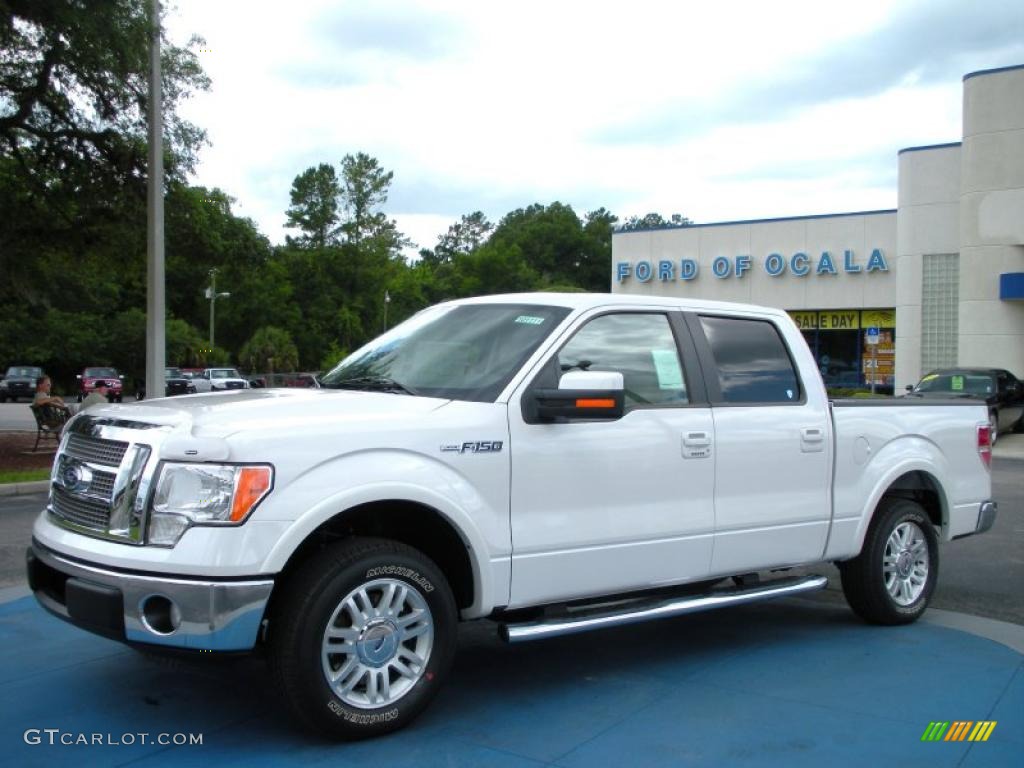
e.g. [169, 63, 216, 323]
[382, 290, 391, 332]
[205, 268, 230, 349]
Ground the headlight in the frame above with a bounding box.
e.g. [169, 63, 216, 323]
[147, 463, 273, 546]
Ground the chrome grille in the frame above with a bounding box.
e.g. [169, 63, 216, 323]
[52, 486, 111, 530]
[90, 471, 116, 498]
[65, 434, 129, 467]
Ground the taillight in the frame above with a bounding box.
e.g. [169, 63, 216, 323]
[977, 424, 992, 470]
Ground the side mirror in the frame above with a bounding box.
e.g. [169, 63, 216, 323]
[526, 370, 625, 423]
[905, 384, 914, 393]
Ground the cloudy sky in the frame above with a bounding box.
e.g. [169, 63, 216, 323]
[164, 0, 1024, 252]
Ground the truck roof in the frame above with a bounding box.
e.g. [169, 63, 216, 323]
[449, 292, 789, 318]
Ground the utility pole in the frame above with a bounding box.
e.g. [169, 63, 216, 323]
[383, 290, 391, 332]
[206, 268, 230, 348]
[145, 0, 165, 400]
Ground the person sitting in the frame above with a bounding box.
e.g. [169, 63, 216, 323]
[81, 380, 110, 411]
[33, 375, 70, 413]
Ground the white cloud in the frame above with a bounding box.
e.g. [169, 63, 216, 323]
[164, 0, 1023, 250]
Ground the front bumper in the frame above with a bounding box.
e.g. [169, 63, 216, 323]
[27, 540, 273, 651]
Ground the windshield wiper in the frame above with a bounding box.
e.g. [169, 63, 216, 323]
[331, 375, 420, 396]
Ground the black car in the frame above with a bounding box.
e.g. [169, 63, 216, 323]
[905, 368, 1024, 443]
[0, 365, 44, 403]
[164, 367, 197, 397]
[135, 368, 198, 401]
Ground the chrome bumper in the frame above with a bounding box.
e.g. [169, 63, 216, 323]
[27, 541, 273, 651]
[976, 501, 998, 535]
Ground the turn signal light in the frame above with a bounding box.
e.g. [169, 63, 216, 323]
[575, 398, 616, 408]
[231, 466, 273, 522]
[977, 424, 992, 470]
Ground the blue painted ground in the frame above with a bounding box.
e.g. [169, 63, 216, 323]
[1, 594, 1020, 767]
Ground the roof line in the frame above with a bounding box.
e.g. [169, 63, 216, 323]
[963, 63, 1024, 81]
[898, 142, 961, 155]
[614, 209, 896, 235]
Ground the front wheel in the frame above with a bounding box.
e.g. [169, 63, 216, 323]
[839, 498, 938, 625]
[269, 537, 457, 739]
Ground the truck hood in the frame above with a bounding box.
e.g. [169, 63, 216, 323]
[80, 388, 451, 438]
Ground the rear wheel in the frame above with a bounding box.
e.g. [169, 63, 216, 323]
[269, 537, 457, 739]
[839, 498, 938, 625]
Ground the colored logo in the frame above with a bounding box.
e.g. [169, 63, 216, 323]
[921, 721, 997, 742]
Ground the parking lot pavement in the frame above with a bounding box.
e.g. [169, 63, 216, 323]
[1, 593, 1020, 767]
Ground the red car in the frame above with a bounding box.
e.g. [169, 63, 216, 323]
[77, 367, 124, 403]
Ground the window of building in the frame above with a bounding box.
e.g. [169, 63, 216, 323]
[921, 253, 959, 371]
[699, 316, 801, 404]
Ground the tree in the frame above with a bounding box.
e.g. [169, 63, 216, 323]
[579, 207, 618, 291]
[488, 202, 586, 286]
[0, 1, 209, 186]
[239, 326, 299, 373]
[339, 152, 397, 249]
[284, 164, 341, 248]
[423, 211, 492, 266]
[618, 212, 692, 231]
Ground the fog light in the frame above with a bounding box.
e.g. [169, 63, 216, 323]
[141, 595, 181, 635]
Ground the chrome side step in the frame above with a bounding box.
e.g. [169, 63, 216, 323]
[500, 574, 828, 643]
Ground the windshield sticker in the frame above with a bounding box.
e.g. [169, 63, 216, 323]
[951, 375, 964, 391]
[650, 349, 684, 390]
[515, 315, 545, 325]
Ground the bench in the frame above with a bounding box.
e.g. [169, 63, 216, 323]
[30, 403, 70, 452]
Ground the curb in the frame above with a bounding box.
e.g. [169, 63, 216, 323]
[0, 481, 48, 497]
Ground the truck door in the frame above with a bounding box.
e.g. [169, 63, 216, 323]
[687, 313, 832, 574]
[507, 310, 716, 608]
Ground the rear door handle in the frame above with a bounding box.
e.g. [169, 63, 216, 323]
[800, 426, 825, 453]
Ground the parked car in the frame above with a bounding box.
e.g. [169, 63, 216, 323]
[0, 365, 43, 402]
[905, 367, 1024, 443]
[28, 294, 996, 739]
[135, 368, 199, 401]
[77, 367, 124, 403]
[190, 367, 250, 393]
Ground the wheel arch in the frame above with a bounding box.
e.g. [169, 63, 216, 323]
[850, 465, 949, 557]
[264, 496, 488, 628]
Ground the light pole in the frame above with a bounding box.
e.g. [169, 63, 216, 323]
[205, 268, 231, 349]
[382, 290, 391, 332]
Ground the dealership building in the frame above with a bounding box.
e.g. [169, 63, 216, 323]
[612, 64, 1024, 392]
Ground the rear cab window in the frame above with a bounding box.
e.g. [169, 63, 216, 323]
[697, 315, 802, 404]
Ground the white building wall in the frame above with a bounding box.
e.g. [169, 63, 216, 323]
[959, 66, 1024, 376]
[895, 144, 961, 390]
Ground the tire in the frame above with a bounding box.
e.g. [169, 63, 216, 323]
[269, 537, 457, 739]
[839, 497, 938, 625]
[115, 395, 122, 403]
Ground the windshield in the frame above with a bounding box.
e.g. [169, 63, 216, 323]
[165, 368, 182, 377]
[211, 369, 241, 379]
[321, 303, 571, 402]
[6, 367, 42, 378]
[914, 372, 994, 396]
[85, 367, 117, 377]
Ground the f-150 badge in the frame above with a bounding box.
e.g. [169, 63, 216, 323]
[441, 441, 503, 454]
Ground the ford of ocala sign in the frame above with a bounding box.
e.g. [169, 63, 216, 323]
[616, 249, 889, 283]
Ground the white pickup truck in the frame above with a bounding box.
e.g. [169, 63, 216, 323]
[27, 293, 997, 738]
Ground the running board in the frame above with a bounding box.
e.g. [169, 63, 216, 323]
[500, 574, 828, 643]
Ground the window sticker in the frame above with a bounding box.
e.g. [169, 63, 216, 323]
[515, 315, 545, 325]
[951, 375, 964, 391]
[650, 349, 684, 390]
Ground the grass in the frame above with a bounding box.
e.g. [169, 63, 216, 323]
[0, 468, 50, 484]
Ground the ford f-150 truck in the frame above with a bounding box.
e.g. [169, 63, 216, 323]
[26, 294, 997, 739]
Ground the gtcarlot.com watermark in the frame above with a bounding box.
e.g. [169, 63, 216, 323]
[24, 729, 203, 747]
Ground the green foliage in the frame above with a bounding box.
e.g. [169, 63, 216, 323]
[319, 342, 348, 374]
[239, 326, 299, 372]
[617, 212, 692, 231]
[285, 164, 340, 248]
